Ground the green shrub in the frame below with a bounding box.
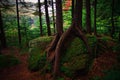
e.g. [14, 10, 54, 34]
[0, 55, 20, 69]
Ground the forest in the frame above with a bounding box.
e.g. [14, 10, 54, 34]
[0, 0, 120, 80]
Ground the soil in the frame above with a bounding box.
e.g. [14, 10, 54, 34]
[0, 47, 45, 80]
[0, 46, 117, 80]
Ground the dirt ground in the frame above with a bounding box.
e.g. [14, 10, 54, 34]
[0, 47, 117, 80]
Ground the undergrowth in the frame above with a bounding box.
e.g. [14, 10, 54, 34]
[0, 55, 20, 69]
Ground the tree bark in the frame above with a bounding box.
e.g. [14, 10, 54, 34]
[51, 0, 56, 34]
[54, 0, 91, 76]
[86, 0, 91, 34]
[16, 0, 21, 45]
[44, 0, 51, 36]
[0, 9, 7, 48]
[73, 0, 83, 29]
[56, 0, 63, 36]
[46, 0, 63, 54]
[38, 0, 43, 36]
[71, 0, 75, 22]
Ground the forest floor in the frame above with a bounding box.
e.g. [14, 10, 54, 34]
[0, 46, 118, 80]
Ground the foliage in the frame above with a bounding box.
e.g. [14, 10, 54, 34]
[102, 69, 120, 80]
[56, 77, 64, 80]
[63, 10, 72, 30]
[0, 55, 20, 69]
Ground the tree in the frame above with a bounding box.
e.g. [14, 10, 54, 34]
[86, 0, 91, 34]
[44, 0, 51, 36]
[38, 0, 43, 36]
[111, 0, 115, 38]
[46, 0, 91, 76]
[71, 0, 74, 22]
[0, 9, 7, 48]
[51, 0, 56, 34]
[94, 0, 97, 35]
[16, 0, 21, 45]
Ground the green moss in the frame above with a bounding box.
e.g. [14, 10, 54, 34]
[0, 55, 20, 69]
[29, 36, 53, 48]
[28, 36, 53, 71]
[61, 36, 97, 77]
[28, 49, 46, 71]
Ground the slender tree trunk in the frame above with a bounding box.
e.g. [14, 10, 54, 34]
[111, 0, 115, 38]
[94, 0, 97, 35]
[72, 0, 75, 22]
[16, 0, 21, 45]
[44, 0, 51, 36]
[86, 0, 91, 34]
[0, 9, 7, 48]
[38, 0, 43, 36]
[51, 0, 56, 34]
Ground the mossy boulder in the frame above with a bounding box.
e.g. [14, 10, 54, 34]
[28, 36, 53, 71]
[29, 36, 53, 52]
[61, 35, 97, 77]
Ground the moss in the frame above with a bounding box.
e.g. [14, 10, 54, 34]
[0, 55, 20, 69]
[28, 49, 46, 71]
[61, 36, 97, 77]
[29, 36, 53, 50]
[28, 36, 53, 71]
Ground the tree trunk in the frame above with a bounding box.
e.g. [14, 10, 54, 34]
[94, 0, 97, 35]
[38, 0, 43, 36]
[16, 0, 21, 45]
[54, 0, 91, 76]
[0, 9, 7, 48]
[56, 0, 63, 36]
[111, 0, 115, 38]
[86, 0, 91, 34]
[44, 0, 51, 36]
[73, 0, 83, 29]
[51, 0, 56, 34]
[71, 0, 74, 22]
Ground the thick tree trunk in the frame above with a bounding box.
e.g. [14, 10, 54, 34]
[56, 0, 63, 36]
[16, 0, 21, 45]
[54, 26, 73, 75]
[0, 9, 7, 48]
[94, 0, 97, 35]
[38, 0, 43, 36]
[45, 0, 51, 36]
[73, 0, 83, 29]
[53, 0, 91, 76]
[86, 0, 91, 34]
[47, 0, 63, 61]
